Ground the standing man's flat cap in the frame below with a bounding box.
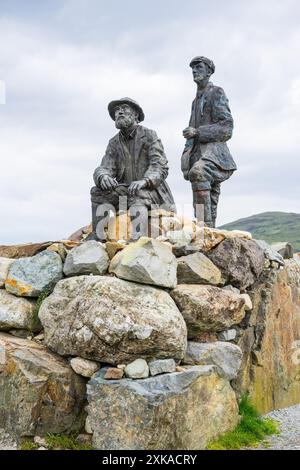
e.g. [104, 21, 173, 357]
[189, 56, 215, 74]
[108, 97, 145, 122]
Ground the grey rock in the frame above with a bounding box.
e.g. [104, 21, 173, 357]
[5, 251, 63, 297]
[172, 243, 200, 258]
[103, 367, 124, 380]
[8, 329, 34, 339]
[63, 241, 109, 276]
[165, 228, 193, 245]
[148, 359, 176, 376]
[76, 433, 92, 447]
[109, 237, 177, 288]
[39, 276, 187, 364]
[223, 284, 240, 295]
[0, 258, 14, 288]
[0, 346, 5, 373]
[271, 261, 280, 269]
[270, 242, 294, 260]
[33, 332, 44, 342]
[159, 215, 183, 233]
[221, 287, 253, 311]
[70, 357, 100, 378]
[87, 365, 239, 450]
[218, 329, 237, 341]
[125, 359, 149, 379]
[264, 258, 271, 269]
[207, 238, 265, 290]
[239, 293, 252, 311]
[0, 333, 86, 437]
[254, 239, 285, 266]
[34, 436, 47, 447]
[184, 341, 242, 380]
[177, 252, 223, 285]
[85, 416, 93, 435]
[46, 243, 67, 261]
[0, 290, 40, 332]
[171, 284, 246, 337]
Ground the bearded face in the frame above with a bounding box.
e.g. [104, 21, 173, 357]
[114, 104, 138, 130]
[192, 61, 211, 84]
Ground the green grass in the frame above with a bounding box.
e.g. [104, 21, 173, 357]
[206, 395, 279, 450]
[220, 211, 300, 252]
[20, 433, 93, 451]
[20, 439, 39, 450]
[45, 433, 93, 450]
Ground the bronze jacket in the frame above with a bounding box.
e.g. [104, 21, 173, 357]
[181, 81, 237, 179]
[93, 125, 175, 210]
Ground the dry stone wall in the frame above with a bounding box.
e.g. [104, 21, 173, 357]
[0, 216, 299, 449]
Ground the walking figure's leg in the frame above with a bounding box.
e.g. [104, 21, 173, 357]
[210, 182, 221, 228]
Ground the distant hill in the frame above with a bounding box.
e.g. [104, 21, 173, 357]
[220, 212, 300, 253]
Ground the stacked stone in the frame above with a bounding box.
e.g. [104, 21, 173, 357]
[0, 215, 299, 450]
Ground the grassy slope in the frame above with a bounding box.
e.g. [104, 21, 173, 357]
[220, 212, 300, 252]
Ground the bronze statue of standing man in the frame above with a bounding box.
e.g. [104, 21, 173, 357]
[181, 56, 237, 227]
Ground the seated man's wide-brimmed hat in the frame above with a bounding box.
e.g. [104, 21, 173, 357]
[189, 56, 215, 74]
[108, 97, 145, 122]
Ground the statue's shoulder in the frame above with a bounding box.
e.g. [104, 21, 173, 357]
[107, 132, 120, 147]
[209, 83, 227, 99]
[138, 125, 158, 141]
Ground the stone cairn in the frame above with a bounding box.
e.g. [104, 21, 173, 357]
[0, 210, 299, 450]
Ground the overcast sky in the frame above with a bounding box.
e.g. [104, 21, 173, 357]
[0, 0, 299, 243]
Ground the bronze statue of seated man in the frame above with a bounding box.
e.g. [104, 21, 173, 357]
[89, 97, 175, 240]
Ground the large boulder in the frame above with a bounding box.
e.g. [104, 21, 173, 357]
[171, 284, 246, 338]
[0, 290, 40, 332]
[0, 333, 86, 437]
[0, 258, 14, 287]
[5, 251, 63, 297]
[184, 341, 243, 380]
[207, 238, 265, 290]
[63, 241, 109, 276]
[87, 366, 239, 450]
[39, 276, 187, 364]
[109, 237, 177, 288]
[233, 260, 300, 414]
[177, 252, 223, 285]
